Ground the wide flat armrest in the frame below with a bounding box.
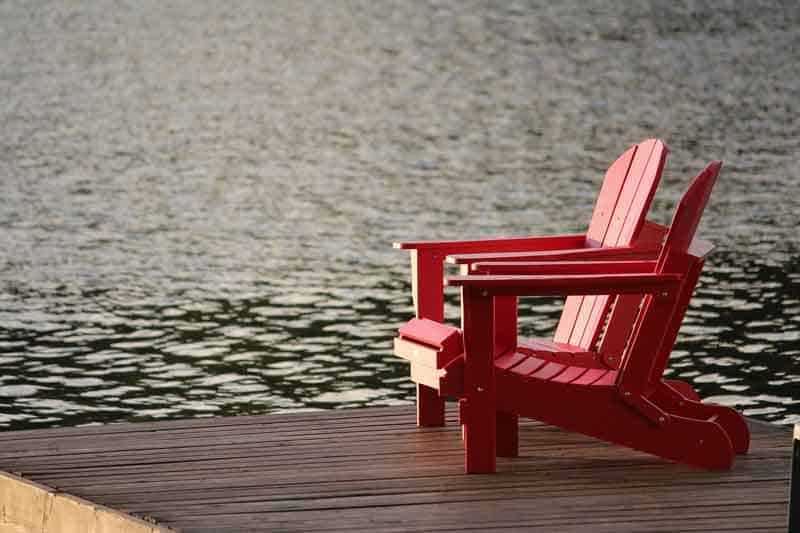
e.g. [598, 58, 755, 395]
[447, 243, 661, 265]
[470, 260, 658, 275]
[446, 273, 682, 297]
[393, 234, 586, 253]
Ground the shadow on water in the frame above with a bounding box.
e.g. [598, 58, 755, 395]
[0, 0, 798, 429]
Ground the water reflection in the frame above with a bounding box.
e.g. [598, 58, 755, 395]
[0, 0, 798, 429]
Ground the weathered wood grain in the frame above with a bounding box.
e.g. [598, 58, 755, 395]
[0, 406, 791, 532]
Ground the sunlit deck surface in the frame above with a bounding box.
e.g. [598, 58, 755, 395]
[0, 406, 791, 532]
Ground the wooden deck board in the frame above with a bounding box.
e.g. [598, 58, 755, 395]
[0, 406, 792, 532]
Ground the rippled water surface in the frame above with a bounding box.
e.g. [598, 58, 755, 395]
[0, 0, 798, 429]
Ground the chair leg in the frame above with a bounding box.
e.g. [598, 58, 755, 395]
[663, 379, 700, 402]
[464, 401, 496, 473]
[496, 411, 519, 457]
[417, 383, 445, 427]
[462, 287, 497, 473]
[653, 381, 750, 454]
[494, 296, 518, 458]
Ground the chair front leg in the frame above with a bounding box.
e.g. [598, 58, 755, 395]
[461, 286, 496, 473]
[494, 295, 519, 457]
[411, 249, 446, 426]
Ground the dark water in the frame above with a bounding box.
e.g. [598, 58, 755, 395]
[0, 1, 798, 430]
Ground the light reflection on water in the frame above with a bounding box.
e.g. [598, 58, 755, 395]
[0, 1, 798, 429]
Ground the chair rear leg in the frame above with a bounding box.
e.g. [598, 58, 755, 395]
[417, 384, 446, 427]
[653, 381, 750, 454]
[496, 411, 519, 457]
[664, 379, 700, 402]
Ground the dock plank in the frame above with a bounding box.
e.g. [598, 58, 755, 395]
[0, 406, 791, 532]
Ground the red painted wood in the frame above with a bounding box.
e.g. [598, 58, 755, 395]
[577, 295, 612, 348]
[397, 144, 664, 428]
[493, 295, 518, 458]
[449, 243, 660, 265]
[496, 411, 519, 457]
[398, 318, 463, 364]
[548, 365, 588, 384]
[495, 371, 735, 470]
[585, 144, 638, 245]
[394, 234, 585, 252]
[394, 149, 748, 473]
[516, 338, 554, 353]
[494, 352, 526, 370]
[568, 296, 603, 348]
[557, 139, 667, 349]
[446, 273, 682, 296]
[592, 370, 619, 387]
[472, 260, 657, 275]
[571, 368, 608, 386]
[394, 338, 455, 369]
[515, 340, 608, 370]
[461, 286, 497, 473]
[638, 219, 669, 245]
[601, 139, 665, 246]
[493, 296, 517, 360]
[659, 161, 722, 257]
[597, 293, 645, 365]
[409, 250, 447, 427]
[410, 250, 444, 322]
[619, 162, 722, 397]
[615, 140, 667, 245]
[416, 384, 444, 427]
[653, 380, 749, 454]
[509, 356, 548, 377]
[518, 337, 566, 353]
[663, 379, 700, 402]
[649, 258, 704, 381]
[529, 362, 566, 381]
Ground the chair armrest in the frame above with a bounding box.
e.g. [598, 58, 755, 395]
[447, 273, 682, 297]
[393, 234, 586, 253]
[446, 243, 661, 265]
[470, 260, 658, 275]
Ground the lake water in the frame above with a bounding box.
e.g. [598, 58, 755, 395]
[0, 0, 798, 430]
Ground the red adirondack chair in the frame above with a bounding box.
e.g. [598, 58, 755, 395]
[424, 161, 749, 473]
[394, 139, 668, 427]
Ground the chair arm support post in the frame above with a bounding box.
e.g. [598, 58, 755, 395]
[460, 286, 497, 473]
[410, 249, 445, 322]
[617, 291, 680, 398]
[408, 249, 447, 426]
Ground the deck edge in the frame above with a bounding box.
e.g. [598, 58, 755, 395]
[0, 470, 176, 533]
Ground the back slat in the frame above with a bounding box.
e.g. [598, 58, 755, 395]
[615, 143, 667, 245]
[585, 145, 638, 246]
[554, 139, 667, 349]
[604, 139, 662, 245]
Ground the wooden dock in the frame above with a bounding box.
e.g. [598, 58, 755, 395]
[0, 406, 791, 532]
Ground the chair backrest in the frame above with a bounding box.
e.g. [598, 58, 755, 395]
[619, 161, 721, 386]
[554, 139, 667, 349]
[656, 160, 721, 271]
